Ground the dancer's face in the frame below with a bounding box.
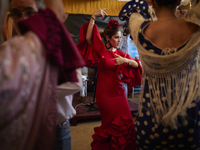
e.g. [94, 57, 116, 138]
[109, 31, 121, 48]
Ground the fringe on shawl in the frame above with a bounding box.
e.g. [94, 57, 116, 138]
[128, 0, 200, 129]
[138, 48, 200, 129]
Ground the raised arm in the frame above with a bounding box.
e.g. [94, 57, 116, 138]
[86, 8, 108, 45]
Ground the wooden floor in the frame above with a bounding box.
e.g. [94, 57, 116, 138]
[71, 92, 138, 126]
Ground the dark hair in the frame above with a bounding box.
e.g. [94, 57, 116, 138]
[155, 0, 179, 8]
[101, 26, 120, 43]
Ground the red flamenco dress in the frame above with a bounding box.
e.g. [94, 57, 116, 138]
[77, 23, 142, 150]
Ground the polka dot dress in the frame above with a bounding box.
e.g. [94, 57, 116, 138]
[119, 0, 200, 149]
[135, 29, 200, 149]
[135, 95, 200, 149]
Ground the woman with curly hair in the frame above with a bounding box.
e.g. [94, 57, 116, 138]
[119, 0, 200, 149]
[77, 8, 142, 150]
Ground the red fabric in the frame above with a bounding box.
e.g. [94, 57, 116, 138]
[128, 86, 133, 97]
[91, 116, 136, 150]
[19, 8, 85, 83]
[77, 23, 141, 150]
[77, 23, 104, 67]
[77, 23, 142, 87]
[116, 51, 143, 87]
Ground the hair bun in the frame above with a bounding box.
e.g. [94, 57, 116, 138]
[107, 19, 120, 29]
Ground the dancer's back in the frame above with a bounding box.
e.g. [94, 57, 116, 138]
[144, 14, 199, 49]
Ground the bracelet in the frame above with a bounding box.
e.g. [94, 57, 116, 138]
[91, 16, 95, 20]
[128, 59, 131, 65]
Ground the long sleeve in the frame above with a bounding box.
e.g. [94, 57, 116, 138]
[56, 68, 83, 124]
[57, 68, 83, 96]
[77, 23, 105, 67]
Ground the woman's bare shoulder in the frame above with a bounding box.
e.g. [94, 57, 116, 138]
[144, 19, 198, 38]
[143, 19, 199, 48]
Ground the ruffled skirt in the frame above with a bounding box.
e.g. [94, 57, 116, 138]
[91, 116, 136, 150]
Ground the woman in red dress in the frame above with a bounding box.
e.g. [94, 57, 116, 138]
[77, 8, 142, 150]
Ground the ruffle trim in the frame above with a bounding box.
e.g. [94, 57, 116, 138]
[77, 23, 105, 67]
[19, 9, 62, 66]
[91, 116, 136, 150]
[119, 0, 152, 37]
[117, 59, 142, 87]
[18, 8, 85, 83]
[38, 9, 62, 65]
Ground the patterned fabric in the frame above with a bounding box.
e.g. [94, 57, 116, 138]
[0, 8, 85, 150]
[119, 0, 152, 37]
[0, 32, 48, 150]
[138, 21, 189, 55]
[136, 23, 200, 149]
[119, 0, 200, 149]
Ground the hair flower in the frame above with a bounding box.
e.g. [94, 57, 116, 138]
[107, 19, 120, 29]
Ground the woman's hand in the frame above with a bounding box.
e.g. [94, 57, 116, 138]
[86, 8, 108, 45]
[111, 53, 139, 68]
[92, 8, 108, 19]
[110, 54, 127, 65]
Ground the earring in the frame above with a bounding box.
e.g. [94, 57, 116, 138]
[105, 40, 112, 49]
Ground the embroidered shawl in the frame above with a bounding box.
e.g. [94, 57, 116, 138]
[129, 1, 200, 129]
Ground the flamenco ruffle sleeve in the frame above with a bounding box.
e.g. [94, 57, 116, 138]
[18, 8, 85, 83]
[117, 51, 142, 87]
[77, 23, 105, 67]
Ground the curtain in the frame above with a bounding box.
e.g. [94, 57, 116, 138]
[62, 0, 152, 16]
